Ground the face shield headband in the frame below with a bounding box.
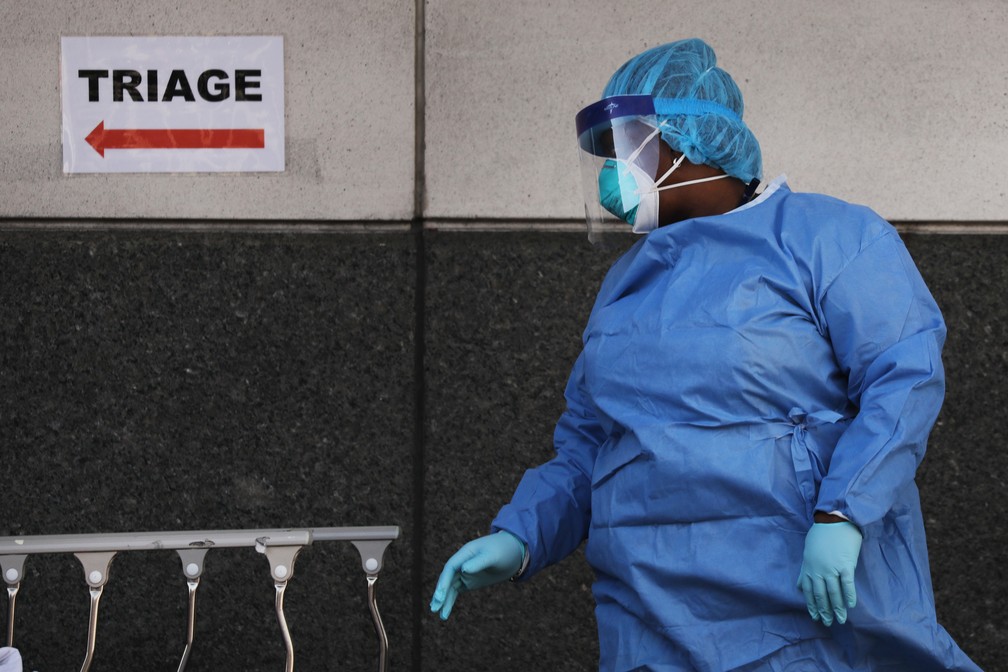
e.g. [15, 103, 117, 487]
[576, 96, 742, 243]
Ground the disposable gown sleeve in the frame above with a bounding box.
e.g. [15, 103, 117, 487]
[815, 230, 947, 528]
[491, 350, 606, 579]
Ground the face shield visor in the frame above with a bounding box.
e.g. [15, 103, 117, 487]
[577, 96, 743, 244]
[576, 96, 667, 245]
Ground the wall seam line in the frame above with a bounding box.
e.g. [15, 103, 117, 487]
[4, 220, 1008, 235]
[411, 0, 427, 669]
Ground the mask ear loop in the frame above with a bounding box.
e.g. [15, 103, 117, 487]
[633, 146, 695, 197]
[652, 151, 689, 188]
[622, 121, 667, 170]
[654, 173, 732, 191]
[651, 146, 733, 193]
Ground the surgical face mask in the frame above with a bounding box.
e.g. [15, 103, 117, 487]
[598, 159, 643, 227]
[598, 157, 674, 234]
[596, 123, 732, 234]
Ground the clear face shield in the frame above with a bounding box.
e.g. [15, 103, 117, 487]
[576, 95, 739, 245]
[576, 96, 666, 245]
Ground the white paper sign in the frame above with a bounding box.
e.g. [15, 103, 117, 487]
[61, 36, 285, 173]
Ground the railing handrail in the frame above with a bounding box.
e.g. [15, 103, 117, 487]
[0, 525, 399, 555]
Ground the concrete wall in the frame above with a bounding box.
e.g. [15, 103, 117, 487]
[3, 0, 415, 220]
[1, 1, 1006, 670]
[426, 0, 1008, 222]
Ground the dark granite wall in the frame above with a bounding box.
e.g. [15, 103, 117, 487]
[910, 234, 1008, 670]
[0, 230, 416, 671]
[1, 228, 1004, 671]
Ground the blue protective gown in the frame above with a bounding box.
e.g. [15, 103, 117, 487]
[492, 178, 981, 671]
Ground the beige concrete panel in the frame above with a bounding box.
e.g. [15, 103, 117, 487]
[426, 0, 1008, 222]
[0, 0, 414, 220]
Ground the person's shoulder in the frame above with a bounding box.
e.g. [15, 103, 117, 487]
[781, 189, 893, 235]
[778, 188, 895, 253]
[767, 187, 905, 286]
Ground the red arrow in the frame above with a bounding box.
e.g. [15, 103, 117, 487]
[85, 121, 265, 157]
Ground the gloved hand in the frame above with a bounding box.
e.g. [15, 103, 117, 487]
[430, 531, 526, 621]
[796, 521, 863, 626]
[0, 646, 22, 672]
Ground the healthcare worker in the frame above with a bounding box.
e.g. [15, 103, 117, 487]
[431, 38, 981, 671]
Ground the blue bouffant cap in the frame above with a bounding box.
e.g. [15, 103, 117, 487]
[602, 38, 763, 184]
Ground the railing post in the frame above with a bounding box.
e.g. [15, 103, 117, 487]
[73, 551, 116, 672]
[0, 555, 26, 648]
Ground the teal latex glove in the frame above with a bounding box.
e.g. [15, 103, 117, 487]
[796, 521, 863, 626]
[430, 531, 526, 621]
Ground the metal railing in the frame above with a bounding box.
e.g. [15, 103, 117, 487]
[0, 526, 399, 672]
